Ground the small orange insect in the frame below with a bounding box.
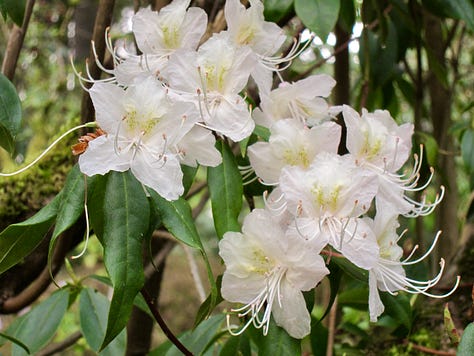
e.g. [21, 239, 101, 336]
[71, 128, 106, 155]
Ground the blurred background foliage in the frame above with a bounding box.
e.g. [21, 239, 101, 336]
[0, 0, 473, 355]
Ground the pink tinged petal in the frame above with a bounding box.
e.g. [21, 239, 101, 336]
[89, 82, 126, 133]
[178, 126, 222, 167]
[78, 135, 131, 176]
[131, 152, 183, 201]
[271, 282, 311, 339]
[369, 270, 385, 322]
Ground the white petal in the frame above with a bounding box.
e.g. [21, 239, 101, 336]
[369, 270, 385, 322]
[178, 126, 222, 167]
[131, 152, 183, 201]
[89, 83, 126, 133]
[180, 7, 208, 49]
[272, 282, 311, 339]
[248, 142, 282, 185]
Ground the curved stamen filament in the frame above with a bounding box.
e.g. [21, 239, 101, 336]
[0, 122, 96, 177]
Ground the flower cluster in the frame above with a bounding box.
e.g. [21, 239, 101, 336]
[74, 0, 458, 340]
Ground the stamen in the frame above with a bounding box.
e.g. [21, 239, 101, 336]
[0, 123, 96, 177]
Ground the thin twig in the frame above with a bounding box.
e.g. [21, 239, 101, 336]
[192, 189, 210, 219]
[144, 240, 176, 280]
[1, 0, 36, 80]
[326, 296, 337, 356]
[403, 340, 456, 356]
[37, 331, 82, 356]
[141, 288, 193, 356]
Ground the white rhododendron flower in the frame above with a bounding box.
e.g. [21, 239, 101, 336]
[114, 1, 207, 84]
[279, 152, 379, 269]
[164, 34, 256, 141]
[253, 74, 339, 128]
[78, 79, 220, 200]
[224, 0, 286, 94]
[248, 119, 341, 185]
[343, 105, 444, 217]
[365, 204, 460, 322]
[219, 209, 328, 339]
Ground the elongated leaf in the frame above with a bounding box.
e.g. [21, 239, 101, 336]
[380, 292, 412, 333]
[0, 73, 21, 154]
[220, 332, 251, 356]
[0, 332, 30, 353]
[90, 171, 148, 350]
[423, 0, 474, 31]
[332, 256, 368, 282]
[295, 0, 341, 41]
[1, 0, 26, 26]
[314, 261, 342, 324]
[195, 275, 223, 327]
[462, 129, 474, 172]
[264, 0, 294, 23]
[79, 288, 127, 356]
[253, 319, 301, 355]
[0, 193, 61, 275]
[458, 322, 474, 356]
[207, 141, 243, 239]
[0, 288, 69, 356]
[310, 317, 328, 356]
[149, 190, 202, 249]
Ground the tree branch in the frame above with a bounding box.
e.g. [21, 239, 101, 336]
[1, 0, 36, 81]
[141, 288, 193, 356]
[37, 331, 82, 356]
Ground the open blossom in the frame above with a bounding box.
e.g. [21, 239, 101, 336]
[365, 203, 460, 322]
[78, 78, 220, 200]
[224, 0, 287, 94]
[253, 75, 339, 128]
[219, 209, 328, 338]
[343, 105, 444, 217]
[248, 119, 341, 185]
[279, 152, 379, 270]
[114, 0, 207, 84]
[163, 33, 256, 141]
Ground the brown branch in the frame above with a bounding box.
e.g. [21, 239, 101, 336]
[186, 181, 207, 199]
[192, 189, 210, 219]
[0, 221, 84, 314]
[144, 239, 175, 280]
[80, 0, 116, 126]
[326, 297, 337, 356]
[141, 288, 193, 356]
[1, 0, 36, 81]
[403, 340, 456, 356]
[37, 331, 82, 356]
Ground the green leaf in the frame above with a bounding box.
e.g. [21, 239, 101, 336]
[337, 287, 369, 310]
[79, 288, 127, 356]
[332, 256, 368, 282]
[253, 124, 271, 142]
[461, 129, 474, 172]
[150, 314, 225, 356]
[444, 303, 461, 346]
[253, 318, 301, 355]
[264, 0, 294, 23]
[182, 164, 198, 195]
[52, 165, 88, 239]
[0, 73, 22, 154]
[194, 275, 223, 327]
[149, 190, 202, 249]
[295, 0, 341, 41]
[314, 261, 342, 324]
[1, 0, 26, 26]
[0, 193, 61, 275]
[310, 318, 328, 356]
[1, 288, 69, 356]
[0, 332, 30, 354]
[90, 171, 148, 350]
[220, 332, 251, 356]
[338, 0, 356, 33]
[422, 0, 474, 31]
[380, 292, 412, 332]
[207, 141, 243, 239]
[458, 322, 474, 356]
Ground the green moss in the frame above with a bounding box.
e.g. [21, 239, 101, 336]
[0, 139, 75, 229]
